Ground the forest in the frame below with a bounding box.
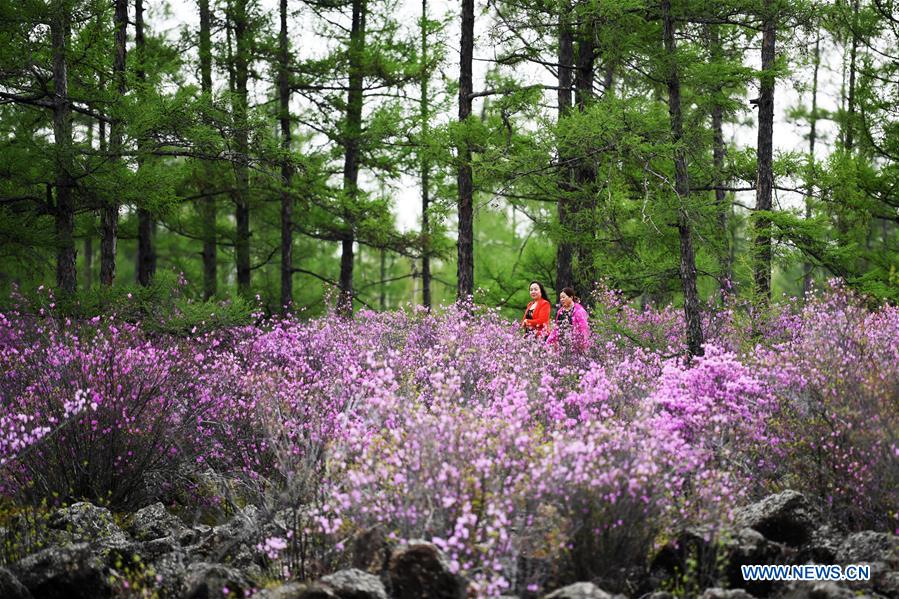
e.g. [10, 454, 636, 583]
[0, 0, 895, 318]
[0, 0, 897, 597]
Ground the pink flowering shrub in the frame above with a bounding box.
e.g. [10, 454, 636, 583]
[649, 346, 780, 461]
[527, 418, 742, 591]
[0, 313, 213, 508]
[753, 283, 899, 530]
[325, 399, 537, 596]
[588, 286, 688, 358]
[0, 280, 896, 594]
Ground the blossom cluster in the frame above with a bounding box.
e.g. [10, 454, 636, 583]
[0, 282, 896, 595]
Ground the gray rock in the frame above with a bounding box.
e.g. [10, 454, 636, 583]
[254, 582, 309, 599]
[836, 532, 897, 567]
[874, 570, 899, 598]
[12, 543, 110, 599]
[699, 589, 756, 599]
[542, 582, 624, 599]
[721, 528, 790, 597]
[146, 548, 191, 597]
[836, 531, 898, 595]
[190, 506, 261, 564]
[299, 584, 342, 599]
[387, 540, 467, 599]
[192, 531, 261, 573]
[348, 526, 392, 574]
[0, 567, 32, 599]
[778, 581, 864, 598]
[47, 502, 129, 547]
[650, 525, 716, 572]
[181, 561, 251, 599]
[651, 526, 786, 595]
[179, 523, 212, 547]
[138, 535, 181, 561]
[799, 525, 844, 564]
[317, 568, 387, 599]
[128, 502, 187, 541]
[734, 491, 817, 547]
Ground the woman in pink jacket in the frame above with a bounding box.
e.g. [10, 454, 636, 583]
[546, 287, 590, 351]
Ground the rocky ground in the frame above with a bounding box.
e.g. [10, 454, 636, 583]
[0, 490, 896, 598]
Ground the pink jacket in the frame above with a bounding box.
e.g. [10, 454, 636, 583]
[546, 302, 590, 351]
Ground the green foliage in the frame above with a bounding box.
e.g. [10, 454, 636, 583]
[9, 272, 254, 335]
[0, 0, 896, 313]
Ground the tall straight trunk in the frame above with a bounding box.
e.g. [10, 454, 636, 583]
[709, 25, 730, 293]
[97, 71, 107, 290]
[603, 64, 614, 94]
[712, 104, 729, 285]
[844, 0, 859, 151]
[231, 0, 251, 296]
[102, 0, 128, 286]
[663, 0, 703, 357]
[339, 0, 366, 315]
[753, 0, 776, 300]
[97, 77, 107, 289]
[843, 1, 865, 270]
[278, 0, 293, 311]
[555, 0, 574, 294]
[420, 0, 432, 309]
[99, 89, 107, 154]
[339, 238, 354, 312]
[456, 0, 475, 300]
[135, 0, 156, 286]
[199, 0, 217, 299]
[379, 248, 387, 310]
[51, 2, 76, 294]
[572, 16, 596, 299]
[803, 33, 820, 296]
[84, 120, 94, 289]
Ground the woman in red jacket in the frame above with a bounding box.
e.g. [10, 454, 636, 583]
[521, 281, 551, 339]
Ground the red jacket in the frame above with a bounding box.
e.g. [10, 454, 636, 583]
[522, 298, 551, 337]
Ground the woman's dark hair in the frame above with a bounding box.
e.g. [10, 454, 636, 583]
[530, 280, 550, 302]
[561, 287, 580, 303]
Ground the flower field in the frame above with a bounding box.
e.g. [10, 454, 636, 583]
[1, 283, 897, 596]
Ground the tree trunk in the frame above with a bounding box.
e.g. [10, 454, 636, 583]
[555, 0, 574, 294]
[712, 102, 729, 287]
[102, 0, 128, 286]
[456, 0, 475, 301]
[96, 71, 106, 289]
[379, 248, 387, 309]
[137, 212, 154, 285]
[339, 238, 355, 313]
[339, 0, 366, 315]
[232, 0, 251, 296]
[844, 0, 858, 151]
[663, 0, 703, 357]
[603, 63, 614, 95]
[803, 32, 820, 296]
[709, 25, 730, 293]
[199, 0, 217, 299]
[51, 2, 76, 294]
[279, 0, 293, 312]
[753, 0, 776, 300]
[572, 15, 596, 299]
[420, 0, 431, 309]
[135, 0, 156, 286]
